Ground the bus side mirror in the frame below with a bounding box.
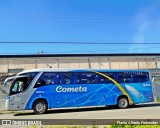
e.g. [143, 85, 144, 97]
[4, 81, 7, 86]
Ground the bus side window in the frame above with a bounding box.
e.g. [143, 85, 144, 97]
[79, 72, 96, 84]
[117, 75, 125, 83]
[60, 73, 72, 84]
[45, 73, 56, 85]
[117, 74, 133, 83]
[71, 73, 79, 84]
[20, 72, 39, 86]
[125, 75, 133, 83]
[80, 73, 90, 84]
[98, 76, 112, 84]
[35, 72, 59, 88]
[54, 74, 59, 84]
[35, 74, 46, 87]
[98, 73, 114, 84]
[92, 75, 99, 84]
[98, 76, 106, 84]
[133, 74, 148, 83]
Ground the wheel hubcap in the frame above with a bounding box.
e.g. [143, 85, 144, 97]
[36, 103, 44, 112]
[121, 99, 126, 107]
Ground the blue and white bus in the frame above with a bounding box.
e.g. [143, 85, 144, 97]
[4, 69, 154, 114]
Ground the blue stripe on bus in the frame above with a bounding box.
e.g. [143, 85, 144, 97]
[24, 69, 153, 110]
[25, 81, 153, 110]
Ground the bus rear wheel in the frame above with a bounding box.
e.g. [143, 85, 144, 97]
[117, 97, 129, 109]
[33, 100, 48, 114]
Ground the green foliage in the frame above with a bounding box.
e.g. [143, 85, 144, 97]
[26, 125, 160, 128]
[110, 125, 160, 128]
[157, 97, 160, 102]
[27, 125, 40, 128]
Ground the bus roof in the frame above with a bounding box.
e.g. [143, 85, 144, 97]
[18, 68, 149, 75]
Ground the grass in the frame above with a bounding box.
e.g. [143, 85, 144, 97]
[110, 125, 160, 128]
[27, 125, 105, 128]
[26, 125, 160, 128]
[157, 97, 160, 102]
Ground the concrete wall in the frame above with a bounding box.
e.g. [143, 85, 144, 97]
[0, 56, 159, 75]
[0, 60, 8, 73]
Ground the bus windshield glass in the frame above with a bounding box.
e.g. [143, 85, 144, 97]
[9, 72, 38, 95]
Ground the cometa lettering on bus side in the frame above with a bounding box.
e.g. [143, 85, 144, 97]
[56, 86, 87, 92]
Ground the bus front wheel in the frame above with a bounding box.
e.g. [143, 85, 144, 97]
[117, 97, 129, 109]
[33, 100, 48, 114]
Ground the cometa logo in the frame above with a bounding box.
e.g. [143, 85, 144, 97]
[56, 86, 87, 92]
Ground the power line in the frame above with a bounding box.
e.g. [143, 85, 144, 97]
[0, 46, 159, 55]
[44, 46, 160, 54]
[0, 42, 160, 44]
[0, 11, 147, 24]
[0, 11, 147, 18]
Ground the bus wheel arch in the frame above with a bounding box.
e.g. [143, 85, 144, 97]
[117, 95, 129, 109]
[32, 98, 48, 114]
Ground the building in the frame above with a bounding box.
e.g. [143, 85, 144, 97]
[0, 53, 160, 76]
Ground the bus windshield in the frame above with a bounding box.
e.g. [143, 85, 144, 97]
[8, 72, 39, 95]
[9, 76, 27, 95]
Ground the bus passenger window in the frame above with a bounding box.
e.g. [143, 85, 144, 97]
[98, 73, 114, 84]
[35, 72, 59, 88]
[98, 76, 111, 84]
[117, 73, 133, 83]
[71, 73, 79, 84]
[134, 74, 149, 83]
[99, 77, 106, 84]
[79, 73, 96, 84]
[54, 74, 59, 84]
[60, 73, 72, 84]
[20, 72, 38, 86]
[92, 75, 99, 84]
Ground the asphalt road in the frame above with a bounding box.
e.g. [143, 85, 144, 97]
[0, 103, 160, 119]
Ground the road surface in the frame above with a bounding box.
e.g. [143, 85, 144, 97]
[0, 103, 160, 119]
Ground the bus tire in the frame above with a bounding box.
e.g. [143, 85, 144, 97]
[33, 100, 48, 114]
[117, 97, 129, 109]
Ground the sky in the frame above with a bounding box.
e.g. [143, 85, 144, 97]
[0, 0, 160, 54]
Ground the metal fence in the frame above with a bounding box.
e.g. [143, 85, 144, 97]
[153, 79, 160, 102]
[0, 98, 6, 110]
[0, 84, 8, 110]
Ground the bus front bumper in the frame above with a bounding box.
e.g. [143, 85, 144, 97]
[5, 99, 22, 111]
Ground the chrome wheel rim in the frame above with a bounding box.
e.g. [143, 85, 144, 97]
[120, 99, 127, 107]
[36, 103, 44, 113]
